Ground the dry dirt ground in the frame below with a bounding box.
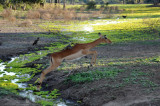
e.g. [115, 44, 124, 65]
[0, 20, 160, 106]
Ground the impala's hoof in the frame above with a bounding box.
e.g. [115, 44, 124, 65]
[36, 82, 41, 91]
[88, 64, 93, 69]
[36, 86, 41, 91]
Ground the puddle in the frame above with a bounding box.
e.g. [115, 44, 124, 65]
[72, 37, 87, 41]
[0, 57, 17, 77]
[0, 57, 79, 106]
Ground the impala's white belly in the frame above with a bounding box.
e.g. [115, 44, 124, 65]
[64, 50, 85, 61]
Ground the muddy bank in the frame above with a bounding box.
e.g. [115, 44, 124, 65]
[0, 88, 40, 106]
[0, 94, 40, 106]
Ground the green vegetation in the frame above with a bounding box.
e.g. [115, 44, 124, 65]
[123, 69, 158, 88]
[0, 81, 19, 94]
[36, 100, 54, 106]
[0, 87, 16, 98]
[0, 4, 3, 12]
[34, 89, 60, 99]
[67, 67, 124, 83]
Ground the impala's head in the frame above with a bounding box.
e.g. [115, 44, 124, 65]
[98, 32, 112, 43]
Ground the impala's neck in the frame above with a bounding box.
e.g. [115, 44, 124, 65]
[88, 38, 103, 48]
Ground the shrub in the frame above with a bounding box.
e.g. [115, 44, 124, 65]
[41, 13, 51, 20]
[8, 16, 16, 23]
[26, 10, 40, 19]
[1, 9, 12, 19]
[19, 19, 32, 27]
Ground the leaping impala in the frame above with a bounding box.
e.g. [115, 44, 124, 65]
[37, 32, 112, 90]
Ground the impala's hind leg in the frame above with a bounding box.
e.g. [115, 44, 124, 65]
[37, 58, 61, 90]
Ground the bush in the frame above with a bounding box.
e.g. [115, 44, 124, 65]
[87, 1, 96, 10]
[26, 10, 40, 19]
[1, 9, 12, 19]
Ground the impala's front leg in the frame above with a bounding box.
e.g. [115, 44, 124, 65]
[91, 51, 97, 66]
[37, 60, 61, 91]
[83, 50, 97, 66]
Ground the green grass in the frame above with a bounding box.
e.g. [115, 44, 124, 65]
[67, 67, 124, 83]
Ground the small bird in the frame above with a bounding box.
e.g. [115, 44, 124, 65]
[122, 16, 127, 18]
[32, 37, 40, 46]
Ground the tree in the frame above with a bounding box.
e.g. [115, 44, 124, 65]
[63, 0, 66, 9]
[153, 0, 159, 6]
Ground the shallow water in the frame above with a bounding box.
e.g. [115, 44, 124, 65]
[0, 57, 17, 77]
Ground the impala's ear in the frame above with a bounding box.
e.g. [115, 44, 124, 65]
[98, 32, 103, 38]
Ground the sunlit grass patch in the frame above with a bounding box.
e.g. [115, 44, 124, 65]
[38, 17, 160, 44]
[0, 81, 19, 94]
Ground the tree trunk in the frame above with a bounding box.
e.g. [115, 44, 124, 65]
[63, 0, 66, 9]
[70, 0, 75, 5]
[73, 0, 75, 5]
[50, 0, 53, 3]
[123, 0, 125, 4]
[55, 0, 57, 6]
